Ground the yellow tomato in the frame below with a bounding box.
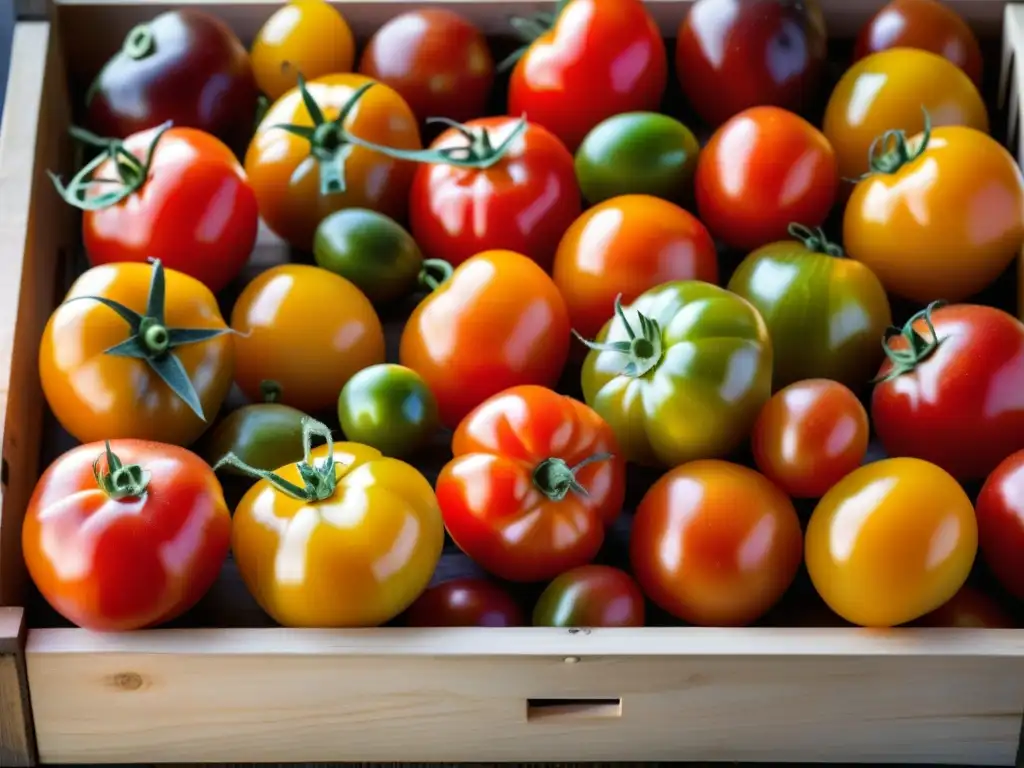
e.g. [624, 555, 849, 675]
[805, 457, 977, 628]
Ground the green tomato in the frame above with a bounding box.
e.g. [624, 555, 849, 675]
[579, 281, 772, 468]
[532, 565, 645, 628]
[727, 225, 893, 391]
[338, 364, 439, 458]
[574, 112, 700, 206]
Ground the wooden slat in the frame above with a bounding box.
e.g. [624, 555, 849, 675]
[1005, 5, 1024, 323]
[0, 607, 35, 767]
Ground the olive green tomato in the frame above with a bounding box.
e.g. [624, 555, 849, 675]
[579, 281, 772, 468]
[202, 402, 308, 475]
[574, 112, 700, 206]
[532, 565, 645, 628]
[337, 364, 439, 458]
[727, 226, 892, 391]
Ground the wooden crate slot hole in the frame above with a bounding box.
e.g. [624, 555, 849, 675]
[526, 697, 623, 722]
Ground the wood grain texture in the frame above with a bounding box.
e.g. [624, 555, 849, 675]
[0, 607, 36, 767]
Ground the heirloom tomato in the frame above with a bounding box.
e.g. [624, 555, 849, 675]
[975, 449, 1024, 600]
[752, 379, 869, 499]
[225, 418, 444, 628]
[22, 439, 231, 631]
[404, 578, 525, 627]
[844, 124, 1024, 303]
[805, 458, 977, 628]
[400, 251, 571, 428]
[631, 460, 803, 626]
[578, 282, 772, 468]
[726, 224, 891, 389]
[553, 195, 718, 342]
[40, 260, 234, 447]
[250, 0, 355, 101]
[695, 107, 838, 252]
[822, 48, 987, 182]
[230, 264, 385, 414]
[675, 0, 828, 127]
[245, 75, 421, 251]
[533, 565, 645, 628]
[507, 0, 668, 151]
[436, 385, 625, 582]
[406, 117, 580, 270]
[870, 302, 1024, 481]
[52, 123, 258, 294]
[915, 585, 1016, 629]
[359, 9, 494, 124]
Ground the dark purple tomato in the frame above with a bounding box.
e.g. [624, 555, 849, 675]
[532, 565, 645, 628]
[404, 578, 525, 627]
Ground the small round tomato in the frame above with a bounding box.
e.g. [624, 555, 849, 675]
[436, 385, 625, 582]
[844, 125, 1024, 304]
[752, 379, 869, 499]
[533, 565, 645, 628]
[915, 585, 1016, 629]
[231, 264, 385, 414]
[823, 48, 987, 182]
[695, 107, 838, 252]
[975, 449, 1024, 600]
[22, 440, 231, 631]
[245, 74, 421, 251]
[553, 195, 718, 343]
[805, 457, 978, 628]
[400, 251, 570, 428]
[631, 460, 803, 626]
[404, 578, 524, 627]
[358, 9, 494, 124]
[250, 0, 356, 101]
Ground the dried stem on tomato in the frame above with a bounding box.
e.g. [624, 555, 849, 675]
[93, 441, 151, 500]
[872, 300, 947, 384]
[532, 452, 614, 501]
[787, 223, 845, 257]
[573, 294, 664, 378]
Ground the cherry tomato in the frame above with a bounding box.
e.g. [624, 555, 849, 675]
[436, 385, 625, 582]
[408, 117, 580, 270]
[22, 440, 231, 631]
[695, 106, 838, 252]
[975, 449, 1024, 600]
[631, 460, 803, 626]
[508, 0, 668, 151]
[915, 585, 1016, 629]
[552, 195, 719, 342]
[230, 264, 385, 413]
[404, 578, 525, 627]
[752, 379, 869, 499]
[806, 457, 978, 628]
[533, 565, 645, 628]
[359, 9, 494, 124]
[400, 251, 571, 428]
[844, 125, 1024, 304]
[871, 303, 1024, 482]
[675, 0, 828, 127]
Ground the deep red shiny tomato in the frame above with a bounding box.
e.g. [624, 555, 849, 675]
[915, 585, 1016, 629]
[532, 565, 645, 627]
[436, 385, 626, 582]
[871, 302, 1024, 481]
[676, 0, 828, 127]
[404, 577, 525, 627]
[507, 0, 668, 151]
[752, 379, 869, 499]
[22, 440, 231, 631]
[975, 449, 1024, 600]
[631, 460, 803, 626]
[407, 117, 580, 270]
[695, 106, 838, 252]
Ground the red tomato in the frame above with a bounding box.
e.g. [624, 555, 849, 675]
[871, 302, 1024, 481]
[695, 106, 838, 252]
[435, 385, 626, 582]
[21, 440, 230, 631]
[532, 565, 645, 627]
[408, 117, 580, 270]
[915, 585, 1016, 629]
[975, 449, 1024, 600]
[507, 0, 668, 151]
[404, 577, 525, 627]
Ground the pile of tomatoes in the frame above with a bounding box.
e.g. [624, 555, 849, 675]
[22, 0, 1024, 632]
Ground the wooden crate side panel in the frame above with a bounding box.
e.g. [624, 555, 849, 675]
[1005, 5, 1024, 323]
[0, 608, 35, 767]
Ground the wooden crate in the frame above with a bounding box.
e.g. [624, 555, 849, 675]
[2, 0, 1024, 765]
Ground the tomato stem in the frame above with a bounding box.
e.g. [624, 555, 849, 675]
[93, 441, 151, 500]
[417, 259, 454, 293]
[123, 23, 157, 59]
[497, 4, 562, 72]
[872, 300, 947, 384]
[857, 106, 932, 180]
[787, 223, 845, 257]
[572, 294, 664, 378]
[532, 452, 614, 502]
[260, 380, 284, 403]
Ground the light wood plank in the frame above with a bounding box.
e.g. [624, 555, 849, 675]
[0, 608, 35, 767]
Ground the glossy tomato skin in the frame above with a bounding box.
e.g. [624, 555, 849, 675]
[631, 460, 803, 626]
[752, 379, 869, 499]
[871, 304, 1024, 481]
[82, 126, 258, 294]
[404, 578, 525, 627]
[400, 251, 571, 428]
[22, 440, 231, 631]
[975, 449, 1024, 600]
[805, 458, 977, 627]
[359, 9, 493, 124]
[408, 117, 580, 270]
[200, 401, 308, 476]
[508, 0, 668, 151]
[436, 385, 626, 582]
[914, 585, 1016, 629]
[695, 107, 838, 252]
[675, 0, 828, 127]
[844, 127, 1024, 304]
[533, 565, 645, 627]
[553, 195, 718, 342]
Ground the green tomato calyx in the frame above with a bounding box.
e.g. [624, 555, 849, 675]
[532, 452, 614, 502]
[122, 23, 157, 60]
[858, 106, 932, 181]
[417, 258, 455, 293]
[787, 223, 844, 258]
[573, 294, 664, 378]
[498, 0, 572, 72]
[93, 441, 151, 501]
[872, 300, 947, 384]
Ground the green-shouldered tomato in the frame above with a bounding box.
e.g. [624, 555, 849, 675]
[532, 565, 645, 627]
[338, 364, 440, 458]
